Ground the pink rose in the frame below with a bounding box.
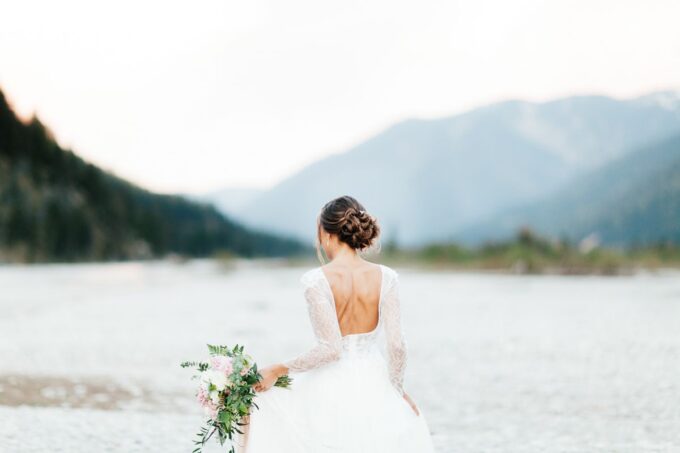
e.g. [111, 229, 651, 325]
[202, 402, 218, 420]
[210, 356, 233, 375]
[196, 387, 210, 407]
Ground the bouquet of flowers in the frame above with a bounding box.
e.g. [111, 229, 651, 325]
[181, 344, 292, 453]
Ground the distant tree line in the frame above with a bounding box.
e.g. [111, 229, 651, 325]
[0, 89, 307, 262]
[381, 227, 680, 275]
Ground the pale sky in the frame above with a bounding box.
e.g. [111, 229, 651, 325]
[1, 0, 679, 194]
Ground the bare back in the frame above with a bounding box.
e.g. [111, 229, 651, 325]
[320, 261, 383, 336]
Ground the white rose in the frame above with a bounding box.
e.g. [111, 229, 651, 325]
[207, 370, 228, 391]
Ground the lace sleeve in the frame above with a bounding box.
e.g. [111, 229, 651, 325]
[284, 270, 342, 373]
[381, 268, 407, 395]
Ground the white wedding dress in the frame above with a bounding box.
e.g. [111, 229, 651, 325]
[244, 264, 435, 453]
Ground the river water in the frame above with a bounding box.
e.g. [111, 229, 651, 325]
[0, 260, 679, 452]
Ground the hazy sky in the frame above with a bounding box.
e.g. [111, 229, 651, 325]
[1, 0, 679, 194]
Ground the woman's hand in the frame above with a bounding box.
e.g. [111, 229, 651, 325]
[254, 364, 287, 392]
[403, 392, 420, 416]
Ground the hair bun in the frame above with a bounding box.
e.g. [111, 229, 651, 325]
[319, 196, 380, 250]
[339, 208, 379, 250]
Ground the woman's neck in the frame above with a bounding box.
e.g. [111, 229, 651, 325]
[329, 246, 360, 264]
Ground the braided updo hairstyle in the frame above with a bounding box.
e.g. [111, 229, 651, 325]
[318, 195, 380, 252]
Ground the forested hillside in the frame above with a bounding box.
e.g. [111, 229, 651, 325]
[0, 90, 305, 262]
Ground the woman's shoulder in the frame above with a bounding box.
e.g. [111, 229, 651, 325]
[378, 263, 399, 280]
[299, 266, 324, 287]
[299, 262, 398, 287]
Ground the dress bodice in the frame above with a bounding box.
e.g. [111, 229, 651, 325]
[284, 264, 407, 394]
[341, 329, 381, 355]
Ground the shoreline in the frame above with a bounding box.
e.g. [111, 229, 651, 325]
[2, 256, 680, 277]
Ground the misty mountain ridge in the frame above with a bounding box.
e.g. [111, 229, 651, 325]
[456, 133, 680, 247]
[211, 90, 680, 246]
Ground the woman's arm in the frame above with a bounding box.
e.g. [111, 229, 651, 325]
[382, 270, 420, 415]
[382, 271, 407, 395]
[255, 280, 342, 392]
[284, 283, 343, 372]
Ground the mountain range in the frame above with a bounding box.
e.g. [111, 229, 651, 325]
[211, 91, 680, 246]
[456, 133, 680, 247]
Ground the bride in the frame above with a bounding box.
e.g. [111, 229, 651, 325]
[243, 195, 435, 452]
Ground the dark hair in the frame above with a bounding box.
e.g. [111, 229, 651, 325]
[318, 195, 380, 250]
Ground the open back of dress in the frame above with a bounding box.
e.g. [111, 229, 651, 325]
[319, 264, 383, 337]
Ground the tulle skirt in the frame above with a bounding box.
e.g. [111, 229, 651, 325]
[242, 347, 435, 453]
